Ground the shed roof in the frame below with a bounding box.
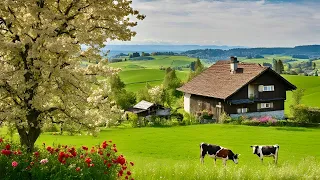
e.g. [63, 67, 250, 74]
[133, 100, 154, 110]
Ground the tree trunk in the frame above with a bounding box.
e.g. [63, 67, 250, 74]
[16, 110, 41, 152]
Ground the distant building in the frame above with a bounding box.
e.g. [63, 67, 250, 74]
[126, 100, 170, 118]
[177, 57, 296, 120]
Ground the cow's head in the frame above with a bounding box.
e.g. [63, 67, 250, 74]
[250, 145, 259, 154]
[232, 154, 240, 164]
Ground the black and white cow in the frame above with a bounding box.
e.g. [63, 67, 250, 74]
[200, 142, 240, 166]
[250, 144, 279, 164]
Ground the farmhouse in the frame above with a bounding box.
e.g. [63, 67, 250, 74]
[177, 57, 296, 120]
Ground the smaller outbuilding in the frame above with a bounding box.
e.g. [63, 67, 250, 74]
[126, 100, 170, 118]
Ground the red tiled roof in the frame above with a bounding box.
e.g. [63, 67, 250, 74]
[177, 60, 268, 99]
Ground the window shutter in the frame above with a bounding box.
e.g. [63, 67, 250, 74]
[237, 108, 241, 114]
[257, 103, 261, 110]
[258, 85, 264, 92]
[270, 102, 274, 108]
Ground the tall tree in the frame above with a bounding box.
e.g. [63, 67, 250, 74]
[0, 0, 144, 151]
[163, 69, 182, 97]
[188, 58, 205, 81]
[277, 60, 284, 74]
[313, 62, 317, 70]
[272, 59, 278, 73]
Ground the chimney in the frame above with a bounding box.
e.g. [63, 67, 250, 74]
[230, 56, 239, 74]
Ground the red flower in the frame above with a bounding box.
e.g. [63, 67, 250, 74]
[109, 140, 112, 143]
[71, 151, 77, 157]
[34, 151, 40, 157]
[113, 148, 118, 153]
[1, 149, 11, 156]
[118, 170, 124, 176]
[122, 166, 127, 170]
[59, 152, 65, 158]
[104, 160, 107, 164]
[80, 155, 84, 159]
[5, 144, 10, 150]
[82, 146, 88, 151]
[85, 157, 92, 164]
[107, 163, 112, 168]
[113, 144, 116, 148]
[46, 146, 52, 151]
[125, 176, 129, 179]
[76, 167, 81, 172]
[127, 171, 132, 175]
[0, 138, 3, 143]
[11, 161, 18, 167]
[116, 155, 126, 165]
[130, 162, 134, 166]
[107, 153, 111, 157]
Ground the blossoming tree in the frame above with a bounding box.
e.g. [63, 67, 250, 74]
[0, 0, 144, 151]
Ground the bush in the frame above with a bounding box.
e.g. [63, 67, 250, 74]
[218, 112, 231, 124]
[0, 138, 134, 180]
[291, 105, 320, 123]
[42, 123, 59, 133]
[128, 112, 139, 128]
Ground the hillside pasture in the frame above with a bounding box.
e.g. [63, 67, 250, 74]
[18, 124, 320, 179]
[109, 55, 197, 70]
[284, 75, 320, 115]
[240, 55, 309, 64]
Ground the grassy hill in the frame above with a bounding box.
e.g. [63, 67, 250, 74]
[108, 55, 196, 91]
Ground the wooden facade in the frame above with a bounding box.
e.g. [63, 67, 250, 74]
[187, 69, 295, 119]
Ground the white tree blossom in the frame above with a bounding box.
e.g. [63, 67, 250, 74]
[0, 0, 144, 150]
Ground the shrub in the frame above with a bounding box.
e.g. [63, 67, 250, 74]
[0, 138, 134, 180]
[42, 123, 59, 133]
[218, 112, 231, 124]
[291, 105, 320, 123]
[128, 112, 139, 128]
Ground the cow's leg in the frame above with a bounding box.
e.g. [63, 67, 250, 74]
[223, 159, 227, 166]
[260, 156, 264, 163]
[214, 157, 217, 165]
[274, 155, 278, 164]
[200, 156, 204, 164]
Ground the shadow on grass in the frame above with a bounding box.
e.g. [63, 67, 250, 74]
[275, 127, 311, 132]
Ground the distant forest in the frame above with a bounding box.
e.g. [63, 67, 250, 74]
[181, 45, 320, 61]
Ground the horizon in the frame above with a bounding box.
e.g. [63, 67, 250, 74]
[108, 0, 320, 47]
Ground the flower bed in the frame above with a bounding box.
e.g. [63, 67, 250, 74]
[0, 138, 134, 180]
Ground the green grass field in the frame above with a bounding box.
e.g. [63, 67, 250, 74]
[109, 55, 197, 70]
[26, 125, 319, 179]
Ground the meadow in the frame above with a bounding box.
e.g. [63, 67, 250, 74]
[2, 124, 318, 179]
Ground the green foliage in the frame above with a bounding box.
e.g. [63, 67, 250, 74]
[218, 112, 232, 124]
[110, 74, 125, 92]
[292, 88, 305, 106]
[291, 105, 320, 123]
[0, 138, 134, 180]
[128, 112, 139, 128]
[163, 69, 182, 98]
[136, 87, 151, 102]
[114, 89, 136, 110]
[278, 60, 284, 74]
[188, 58, 205, 82]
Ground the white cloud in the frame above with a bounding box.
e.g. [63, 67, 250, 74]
[110, 0, 320, 47]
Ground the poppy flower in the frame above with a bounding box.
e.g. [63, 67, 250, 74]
[127, 171, 132, 175]
[34, 151, 40, 157]
[76, 167, 81, 172]
[5, 144, 10, 150]
[0, 138, 3, 143]
[130, 162, 134, 166]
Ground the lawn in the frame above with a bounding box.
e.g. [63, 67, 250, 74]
[22, 124, 319, 179]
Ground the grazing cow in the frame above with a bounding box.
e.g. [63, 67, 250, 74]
[250, 144, 279, 164]
[200, 142, 240, 166]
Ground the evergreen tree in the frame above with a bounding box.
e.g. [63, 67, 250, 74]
[313, 62, 317, 70]
[277, 60, 284, 74]
[195, 58, 204, 73]
[273, 59, 278, 72]
[163, 69, 182, 97]
[110, 75, 125, 92]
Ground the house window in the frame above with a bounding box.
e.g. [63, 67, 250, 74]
[262, 85, 274, 92]
[237, 108, 248, 114]
[260, 103, 273, 109]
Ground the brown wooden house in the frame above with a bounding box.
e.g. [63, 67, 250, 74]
[177, 57, 296, 120]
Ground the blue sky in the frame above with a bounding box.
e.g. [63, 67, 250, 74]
[110, 0, 320, 47]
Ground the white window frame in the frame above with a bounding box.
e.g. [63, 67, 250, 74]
[263, 85, 274, 92]
[261, 103, 272, 109]
[237, 108, 248, 114]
